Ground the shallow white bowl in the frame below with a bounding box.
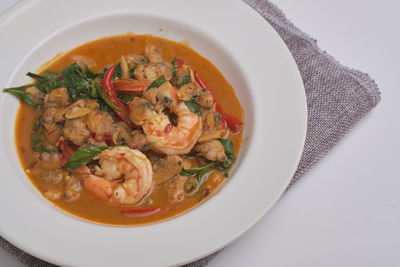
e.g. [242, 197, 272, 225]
[0, 0, 307, 266]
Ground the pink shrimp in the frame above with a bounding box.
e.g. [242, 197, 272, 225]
[83, 147, 153, 204]
[142, 101, 203, 155]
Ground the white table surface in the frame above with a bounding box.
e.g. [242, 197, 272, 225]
[1, 0, 399, 266]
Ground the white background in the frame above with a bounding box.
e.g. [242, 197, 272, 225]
[1, 0, 399, 266]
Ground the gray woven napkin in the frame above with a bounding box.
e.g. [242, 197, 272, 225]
[0, 0, 381, 266]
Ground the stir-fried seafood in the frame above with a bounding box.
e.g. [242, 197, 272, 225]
[5, 34, 243, 225]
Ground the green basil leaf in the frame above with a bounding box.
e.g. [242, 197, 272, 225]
[61, 63, 98, 100]
[196, 168, 211, 183]
[83, 63, 97, 79]
[216, 164, 229, 177]
[65, 146, 109, 170]
[219, 138, 235, 160]
[32, 144, 55, 153]
[181, 75, 190, 86]
[113, 62, 122, 80]
[184, 102, 202, 116]
[129, 65, 138, 74]
[32, 136, 44, 145]
[27, 71, 61, 94]
[147, 75, 167, 90]
[89, 82, 98, 98]
[96, 85, 122, 112]
[3, 85, 40, 108]
[181, 68, 191, 87]
[171, 58, 177, 78]
[26, 72, 46, 79]
[33, 116, 42, 132]
[31, 135, 55, 153]
[118, 94, 134, 105]
[180, 162, 216, 176]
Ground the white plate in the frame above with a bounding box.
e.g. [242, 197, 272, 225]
[0, 0, 307, 266]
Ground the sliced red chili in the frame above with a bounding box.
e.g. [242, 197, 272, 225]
[57, 140, 77, 161]
[120, 208, 161, 217]
[194, 71, 242, 132]
[175, 58, 184, 68]
[223, 113, 242, 133]
[58, 74, 64, 84]
[103, 134, 112, 146]
[194, 71, 212, 95]
[102, 66, 140, 129]
[215, 102, 224, 115]
[164, 124, 171, 133]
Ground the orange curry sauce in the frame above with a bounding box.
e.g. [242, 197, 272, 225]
[15, 34, 243, 225]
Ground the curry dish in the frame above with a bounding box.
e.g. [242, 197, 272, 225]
[4, 34, 243, 225]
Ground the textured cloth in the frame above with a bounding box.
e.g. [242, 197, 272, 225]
[0, 0, 381, 266]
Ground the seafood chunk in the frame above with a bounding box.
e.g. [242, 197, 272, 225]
[126, 54, 148, 66]
[44, 87, 70, 108]
[165, 175, 187, 202]
[152, 155, 183, 185]
[45, 189, 61, 200]
[42, 107, 58, 131]
[111, 122, 134, 145]
[134, 62, 173, 81]
[63, 117, 90, 146]
[83, 147, 153, 204]
[195, 140, 227, 162]
[145, 44, 163, 63]
[130, 130, 149, 150]
[143, 102, 202, 155]
[128, 97, 153, 125]
[64, 175, 82, 202]
[87, 110, 114, 137]
[37, 152, 64, 171]
[25, 86, 44, 103]
[177, 82, 213, 109]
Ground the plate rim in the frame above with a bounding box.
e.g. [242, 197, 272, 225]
[0, 0, 307, 266]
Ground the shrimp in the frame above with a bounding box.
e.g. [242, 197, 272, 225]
[142, 101, 203, 155]
[83, 147, 153, 204]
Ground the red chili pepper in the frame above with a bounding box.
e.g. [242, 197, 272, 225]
[120, 208, 161, 217]
[194, 71, 242, 132]
[215, 102, 224, 115]
[58, 74, 64, 84]
[103, 134, 112, 146]
[57, 140, 77, 161]
[175, 58, 184, 68]
[194, 71, 212, 95]
[164, 124, 171, 133]
[102, 66, 139, 129]
[103, 66, 126, 107]
[223, 113, 242, 133]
